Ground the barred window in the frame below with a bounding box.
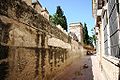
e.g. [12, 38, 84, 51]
[107, 0, 120, 58]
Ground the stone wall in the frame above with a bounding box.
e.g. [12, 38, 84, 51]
[0, 0, 83, 80]
[0, 0, 68, 43]
[22, 0, 32, 6]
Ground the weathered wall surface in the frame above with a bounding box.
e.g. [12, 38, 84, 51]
[22, 0, 32, 6]
[101, 57, 119, 80]
[0, 0, 84, 80]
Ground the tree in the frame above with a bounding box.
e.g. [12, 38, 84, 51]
[83, 23, 89, 45]
[88, 36, 94, 47]
[50, 6, 68, 31]
[56, 6, 63, 17]
[91, 28, 96, 46]
[83, 23, 95, 47]
[92, 34, 96, 46]
[63, 16, 68, 31]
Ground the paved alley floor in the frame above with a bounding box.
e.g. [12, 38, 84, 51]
[53, 55, 105, 80]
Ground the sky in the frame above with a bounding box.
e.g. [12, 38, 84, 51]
[39, 0, 95, 36]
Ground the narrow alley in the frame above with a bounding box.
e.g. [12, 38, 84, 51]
[0, 0, 120, 80]
[53, 54, 105, 80]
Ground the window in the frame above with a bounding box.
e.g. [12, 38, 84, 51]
[98, 0, 103, 9]
[116, 0, 120, 13]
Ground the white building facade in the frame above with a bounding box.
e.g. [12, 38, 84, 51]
[69, 22, 83, 43]
[92, 0, 120, 80]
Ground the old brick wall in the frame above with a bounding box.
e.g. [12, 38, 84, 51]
[0, 0, 83, 80]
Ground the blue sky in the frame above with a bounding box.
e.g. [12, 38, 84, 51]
[39, 0, 94, 36]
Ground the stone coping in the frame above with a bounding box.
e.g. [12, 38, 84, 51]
[102, 55, 120, 67]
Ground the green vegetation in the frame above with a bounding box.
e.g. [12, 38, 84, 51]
[50, 6, 68, 31]
[92, 34, 96, 46]
[91, 28, 96, 46]
[83, 23, 89, 45]
[83, 23, 95, 47]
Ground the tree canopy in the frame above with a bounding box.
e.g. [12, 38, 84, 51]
[83, 23, 89, 45]
[50, 6, 68, 31]
[56, 6, 64, 17]
[83, 23, 94, 47]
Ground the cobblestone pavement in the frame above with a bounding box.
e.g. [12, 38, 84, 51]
[53, 55, 105, 80]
